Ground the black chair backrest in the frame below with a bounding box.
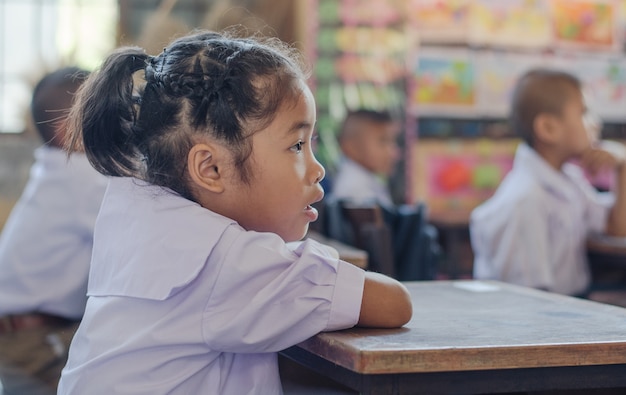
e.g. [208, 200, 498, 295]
[322, 200, 395, 277]
[391, 203, 441, 281]
[319, 199, 441, 281]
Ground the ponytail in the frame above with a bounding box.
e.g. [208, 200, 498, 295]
[66, 47, 150, 177]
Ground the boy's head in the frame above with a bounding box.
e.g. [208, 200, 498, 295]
[338, 109, 400, 177]
[31, 66, 89, 148]
[510, 68, 594, 160]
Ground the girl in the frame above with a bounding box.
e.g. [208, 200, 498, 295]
[58, 30, 412, 395]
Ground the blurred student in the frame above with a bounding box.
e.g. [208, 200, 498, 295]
[329, 109, 401, 209]
[470, 68, 626, 296]
[0, 67, 108, 395]
[57, 31, 411, 395]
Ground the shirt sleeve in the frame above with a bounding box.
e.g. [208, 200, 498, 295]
[202, 228, 365, 353]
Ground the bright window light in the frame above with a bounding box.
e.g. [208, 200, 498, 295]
[0, 0, 118, 134]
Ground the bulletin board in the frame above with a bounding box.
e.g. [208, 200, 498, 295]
[304, 0, 626, 211]
[305, 0, 413, 173]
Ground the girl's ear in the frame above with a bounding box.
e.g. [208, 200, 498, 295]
[187, 143, 225, 193]
[533, 113, 561, 145]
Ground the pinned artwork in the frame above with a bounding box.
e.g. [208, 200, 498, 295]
[410, 48, 476, 117]
[468, 0, 552, 49]
[407, 0, 472, 44]
[550, 0, 619, 51]
[411, 139, 519, 213]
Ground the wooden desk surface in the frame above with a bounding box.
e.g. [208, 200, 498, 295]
[289, 281, 626, 375]
[306, 231, 368, 269]
[587, 233, 626, 257]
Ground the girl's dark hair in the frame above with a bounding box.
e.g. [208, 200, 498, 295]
[510, 68, 581, 147]
[66, 30, 308, 201]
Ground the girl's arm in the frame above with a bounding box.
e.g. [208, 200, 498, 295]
[358, 272, 413, 328]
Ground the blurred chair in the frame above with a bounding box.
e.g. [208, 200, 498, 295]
[321, 200, 394, 277]
[320, 199, 441, 280]
[340, 202, 395, 277]
[390, 203, 441, 281]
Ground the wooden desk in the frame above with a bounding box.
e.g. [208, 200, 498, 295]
[281, 280, 626, 394]
[586, 233, 626, 304]
[587, 233, 626, 265]
[307, 231, 368, 269]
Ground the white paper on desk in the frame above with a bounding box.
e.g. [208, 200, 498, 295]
[453, 281, 500, 292]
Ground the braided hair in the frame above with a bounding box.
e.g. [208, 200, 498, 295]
[66, 30, 308, 201]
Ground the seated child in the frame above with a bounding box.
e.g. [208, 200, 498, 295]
[470, 68, 626, 296]
[329, 109, 401, 209]
[57, 31, 412, 395]
[0, 67, 108, 395]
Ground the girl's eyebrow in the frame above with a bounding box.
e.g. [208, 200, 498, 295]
[286, 120, 314, 136]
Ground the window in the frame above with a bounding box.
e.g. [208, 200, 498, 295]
[0, 0, 118, 134]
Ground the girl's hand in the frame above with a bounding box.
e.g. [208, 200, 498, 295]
[580, 141, 626, 176]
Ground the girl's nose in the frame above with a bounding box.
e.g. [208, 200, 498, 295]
[312, 159, 325, 184]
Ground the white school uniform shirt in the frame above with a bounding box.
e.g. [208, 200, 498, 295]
[470, 143, 612, 296]
[330, 157, 394, 208]
[0, 146, 107, 319]
[58, 177, 365, 395]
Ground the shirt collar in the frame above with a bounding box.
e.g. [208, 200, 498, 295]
[514, 142, 579, 201]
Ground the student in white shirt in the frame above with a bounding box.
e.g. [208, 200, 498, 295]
[470, 68, 626, 296]
[330, 109, 401, 209]
[57, 30, 412, 395]
[0, 67, 108, 395]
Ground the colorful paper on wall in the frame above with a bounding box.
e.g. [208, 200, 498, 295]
[407, 0, 471, 43]
[468, 0, 552, 49]
[411, 139, 519, 212]
[550, 0, 619, 51]
[410, 48, 476, 117]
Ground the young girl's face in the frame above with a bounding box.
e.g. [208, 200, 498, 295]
[223, 79, 325, 242]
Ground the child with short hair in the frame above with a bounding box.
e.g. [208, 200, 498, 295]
[470, 68, 626, 296]
[330, 109, 401, 208]
[57, 31, 412, 395]
[0, 67, 108, 395]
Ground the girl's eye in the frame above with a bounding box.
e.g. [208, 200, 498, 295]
[291, 141, 304, 153]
